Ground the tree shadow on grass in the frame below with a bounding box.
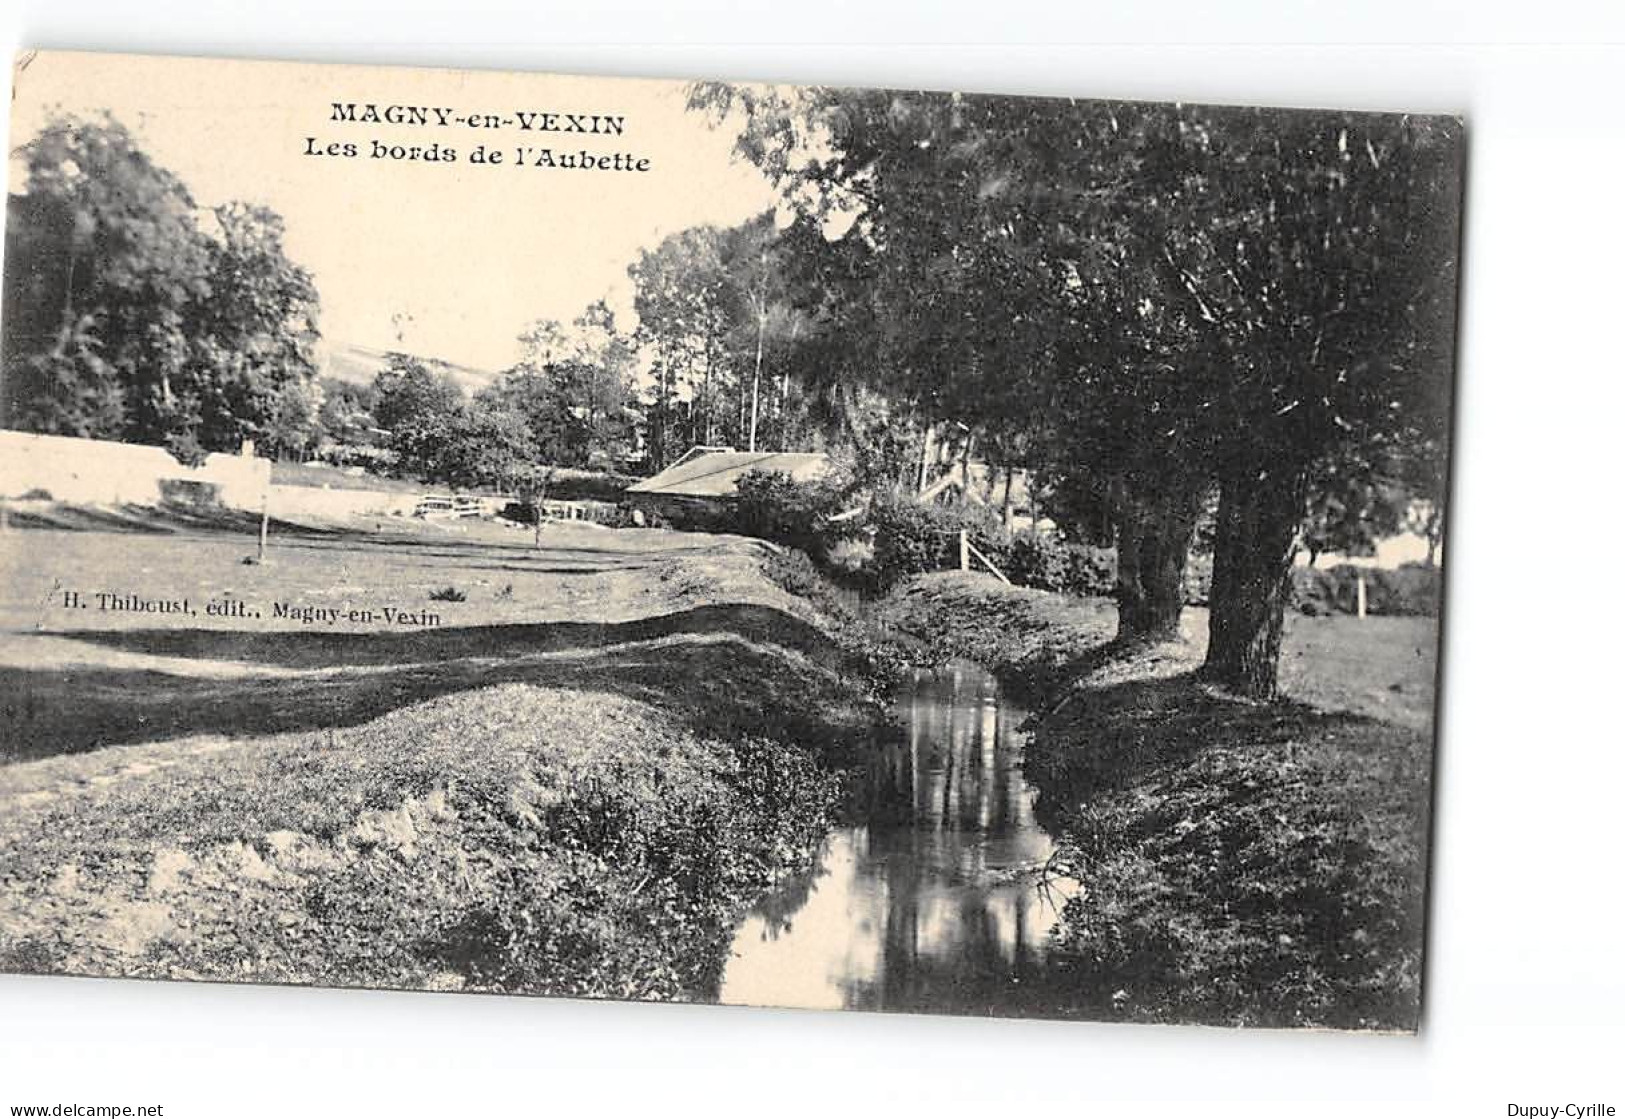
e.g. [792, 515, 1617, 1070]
[1020, 672, 1431, 836]
[0, 605, 870, 764]
[46, 604, 834, 669]
[8, 503, 358, 539]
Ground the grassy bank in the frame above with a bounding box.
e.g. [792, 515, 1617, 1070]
[872, 571, 1118, 700]
[0, 516, 882, 999]
[879, 571, 1439, 1029]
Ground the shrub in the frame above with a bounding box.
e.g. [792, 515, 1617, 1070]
[868, 493, 1010, 590]
[901, 523, 1119, 600]
[760, 547, 829, 602]
[428, 585, 467, 602]
[499, 501, 538, 525]
[544, 471, 640, 503]
[868, 495, 947, 585]
[729, 470, 858, 562]
[1005, 531, 1071, 591]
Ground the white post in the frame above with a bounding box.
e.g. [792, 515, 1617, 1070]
[959, 529, 969, 572]
[1356, 572, 1368, 619]
[258, 489, 270, 563]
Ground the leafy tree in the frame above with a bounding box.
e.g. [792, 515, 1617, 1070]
[629, 225, 730, 468]
[318, 378, 379, 442]
[690, 86, 1461, 696]
[2, 112, 211, 441]
[1159, 110, 1461, 697]
[490, 300, 638, 468]
[372, 353, 467, 479]
[2, 113, 324, 458]
[1301, 452, 1410, 567]
[260, 376, 325, 461]
[436, 402, 539, 491]
[179, 203, 322, 456]
[689, 86, 1212, 641]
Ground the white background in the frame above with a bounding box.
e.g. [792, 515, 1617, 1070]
[2, 3, 1622, 1116]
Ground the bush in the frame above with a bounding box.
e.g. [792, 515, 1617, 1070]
[868, 494, 1010, 590]
[760, 547, 830, 602]
[1005, 531, 1071, 591]
[1293, 563, 1439, 617]
[537, 471, 640, 503]
[873, 516, 1118, 601]
[1002, 532, 1116, 597]
[729, 470, 858, 562]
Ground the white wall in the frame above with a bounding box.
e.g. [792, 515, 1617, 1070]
[0, 430, 270, 509]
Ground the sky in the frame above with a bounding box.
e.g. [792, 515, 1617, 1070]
[6, 50, 779, 372]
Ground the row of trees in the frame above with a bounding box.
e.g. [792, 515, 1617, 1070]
[358, 298, 642, 491]
[365, 210, 878, 484]
[0, 112, 653, 487]
[364, 299, 643, 491]
[629, 214, 825, 471]
[2, 114, 324, 462]
[685, 86, 1460, 697]
[0, 111, 968, 495]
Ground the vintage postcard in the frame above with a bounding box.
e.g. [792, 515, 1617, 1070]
[0, 50, 1462, 1029]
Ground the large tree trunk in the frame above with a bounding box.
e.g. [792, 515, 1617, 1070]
[1115, 483, 1201, 644]
[1203, 460, 1309, 699]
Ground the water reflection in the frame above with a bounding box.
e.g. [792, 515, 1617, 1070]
[720, 662, 1077, 1016]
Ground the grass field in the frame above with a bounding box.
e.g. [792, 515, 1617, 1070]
[0, 509, 880, 997]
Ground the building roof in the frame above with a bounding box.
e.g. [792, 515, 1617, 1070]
[626, 451, 830, 499]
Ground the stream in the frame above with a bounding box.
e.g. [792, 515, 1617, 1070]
[719, 661, 1079, 1016]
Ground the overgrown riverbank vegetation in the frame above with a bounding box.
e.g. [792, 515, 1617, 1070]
[1028, 676, 1431, 1029]
[880, 571, 1436, 1029]
[0, 686, 849, 998]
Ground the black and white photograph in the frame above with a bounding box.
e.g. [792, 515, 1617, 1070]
[0, 49, 1464, 1036]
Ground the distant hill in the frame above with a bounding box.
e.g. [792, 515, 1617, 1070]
[321, 342, 506, 397]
